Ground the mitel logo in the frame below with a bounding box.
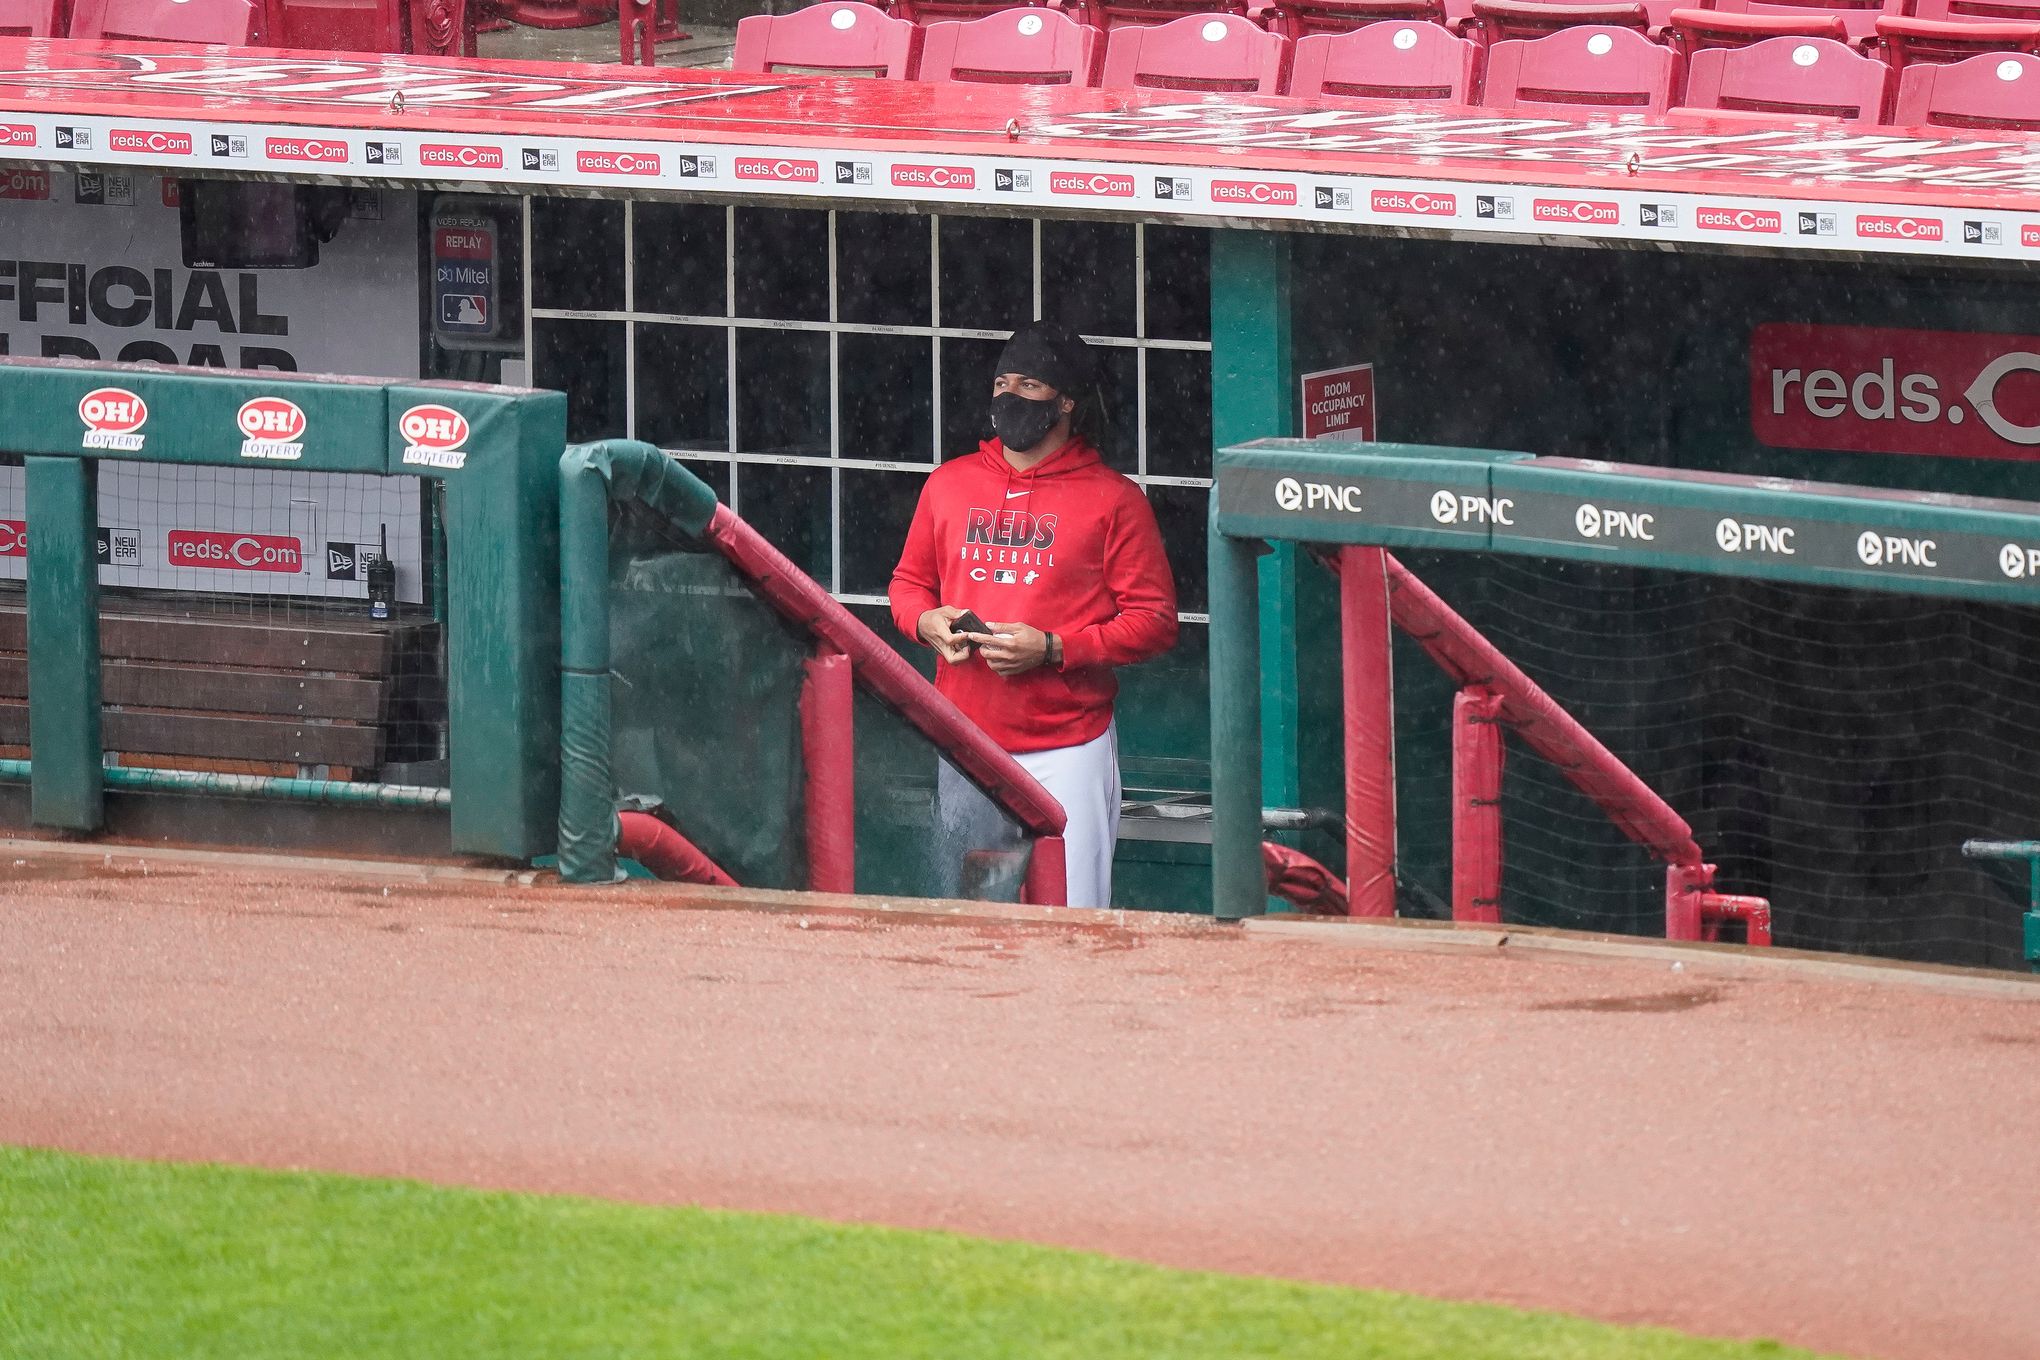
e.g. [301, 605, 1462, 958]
[266, 136, 348, 164]
[675, 153, 715, 177]
[209, 133, 247, 158]
[1964, 221, 2002, 245]
[1856, 531, 1936, 568]
[1049, 171, 1135, 198]
[1273, 477, 1363, 514]
[1714, 517, 1796, 555]
[1638, 203, 1676, 227]
[1476, 195, 1513, 220]
[0, 124, 32, 147]
[736, 157, 819, 182]
[168, 530, 302, 573]
[577, 149, 659, 176]
[1533, 198, 1619, 225]
[1999, 543, 2040, 579]
[109, 129, 192, 155]
[521, 147, 560, 172]
[236, 397, 308, 462]
[993, 167, 1032, 192]
[1153, 176, 1190, 200]
[398, 404, 471, 469]
[0, 520, 22, 558]
[1315, 186, 1353, 211]
[420, 143, 503, 170]
[365, 142, 402, 165]
[1797, 211, 1836, 236]
[53, 126, 89, 150]
[892, 164, 974, 189]
[1751, 323, 2040, 459]
[1429, 490, 1513, 525]
[1371, 189, 1454, 216]
[834, 160, 872, 185]
[78, 387, 147, 451]
[1699, 207, 1782, 234]
[1212, 179, 1298, 207]
[1856, 214, 1942, 242]
[1573, 503, 1654, 540]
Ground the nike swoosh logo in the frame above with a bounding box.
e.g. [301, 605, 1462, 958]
[1005, 489, 1031, 499]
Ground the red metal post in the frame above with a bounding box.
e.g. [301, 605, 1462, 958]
[800, 643, 857, 894]
[1340, 545, 1397, 917]
[1452, 686, 1505, 923]
[1665, 860, 1711, 942]
[1701, 892, 1773, 947]
[1023, 834, 1068, 907]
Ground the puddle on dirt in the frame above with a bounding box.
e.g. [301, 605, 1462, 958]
[1532, 986, 1729, 1014]
[0, 858, 197, 884]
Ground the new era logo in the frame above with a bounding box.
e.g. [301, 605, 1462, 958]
[209, 134, 246, 158]
[1154, 176, 1190, 200]
[1639, 203, 1676, 227]
[1797, 211, 1836, 236]
[1314, 186, 1352, 211]
[994, 167, 1032, 192]
[1476, 195, 1513, 220]
[54, 126, 89, 150]
[676, 154, 715, 177]
[834, 161, 872, 185]
[1963, 220, 2001, 245]
[365, 142, 401, 165]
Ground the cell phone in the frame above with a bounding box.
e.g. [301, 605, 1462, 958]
[950, 609, 989, 641]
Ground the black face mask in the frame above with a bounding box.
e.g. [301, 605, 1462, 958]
[991, 391, 1062, 453]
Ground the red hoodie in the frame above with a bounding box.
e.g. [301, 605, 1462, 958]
[890, 438, 1179, 753]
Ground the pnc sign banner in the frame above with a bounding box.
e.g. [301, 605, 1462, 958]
[1751, 323, 2040, 461]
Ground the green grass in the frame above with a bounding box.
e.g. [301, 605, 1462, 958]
[0, 1144, 1824, 1360]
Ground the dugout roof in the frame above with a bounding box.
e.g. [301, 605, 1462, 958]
[3, 40, 2040, 264]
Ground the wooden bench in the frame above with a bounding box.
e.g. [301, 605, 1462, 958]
[0, 595, 442, 780]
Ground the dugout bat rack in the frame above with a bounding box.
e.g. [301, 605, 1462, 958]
[0, 356, 565, 860]
[1208, 439, 2040, 934]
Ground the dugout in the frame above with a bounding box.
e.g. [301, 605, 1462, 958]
[7, 42, 2040, 962]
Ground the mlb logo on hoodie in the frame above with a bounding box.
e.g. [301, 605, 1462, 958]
[994, 569, 1017, 584]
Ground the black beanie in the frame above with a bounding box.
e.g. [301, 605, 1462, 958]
[995, 321, 1096, 399]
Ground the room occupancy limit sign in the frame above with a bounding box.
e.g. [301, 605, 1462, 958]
[1301, 363, 1375, 441]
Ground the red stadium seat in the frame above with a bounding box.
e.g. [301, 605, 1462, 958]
[1286, 21, 1480, 99]
[1257, 0, 1440, 41]
[917, 8, 1104, 84]
[1890, 46, 2040, 124]
[265, 0, 400, 51]
[889, 0, 1056, 21]
[731, 1, 922, 77]
[485, 0, 610, 29]
[1878, 15, 2040, 67]
[1073, 0, 1248, 32]
[1669, 8, 1846, 51]
[1470, 0, 1650, 45]
[0, 0, 60, 35]
[1100, 11, 1290, 89]
[1675, 33, 1889, 117]
[1700, 0, 1898, 44]
[70, 0, 260, 41]
[1911, 0, 2040, 22]
[1480, 22, 1679, 108]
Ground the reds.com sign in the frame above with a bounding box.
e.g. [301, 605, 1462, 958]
[1752, 323, 2040, 460]
[420, 143, 504, 170]
[1212, 179, 1298, 206]
[1533, 198, 1619, 225]
[108, 129, 192, 155]
[890, 163, 973, 189]
[167, 530, 303, 572]
[265, 136, 348, 163]
[1371, 189, 1454, 216]
[735, 157, 819, 182]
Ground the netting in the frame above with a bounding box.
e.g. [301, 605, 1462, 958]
[1388, 550, 2040, 971]
[0, 457, 448, 784]
[606, 504, 1033, 899]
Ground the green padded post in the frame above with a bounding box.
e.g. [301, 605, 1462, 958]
[1209, 497, 1265, 922]
[24, 456, 101, 830]
[1210, 231, 1309, 815]
[556, 443, 619, 884]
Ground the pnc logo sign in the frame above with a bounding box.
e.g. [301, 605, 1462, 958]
[576, 149, 659, 176]
[1697, 206, 1782, 234]
[1048, 171, 1135, 197]
[399, 404, 471, 469]
[735, 157, 819, 182]
[168, 530, 303, 572]
[1273, 476, 1363, 514]
[108, 129, 192, 155]
[891, 163, 974, 189]
[1714, 517, 1796, 555]
[265, 137, 348, 163]
[1856, 215, 1943, 241]
[1532, 198, 1620, 225]
[1751, 323, 2040, 460]
[420, 143, 505, 170]
[1574, 503, 1655, 540]
[1429, 490, 1514, 525]
[1371, 189, 1455, 216]
[2000, 543, 2040, 579]
[1856, 531, 1936, 568]
[1211, 179, 1299, 206]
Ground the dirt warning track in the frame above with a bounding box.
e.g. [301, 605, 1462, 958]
[2, 850, 2037, 1360]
